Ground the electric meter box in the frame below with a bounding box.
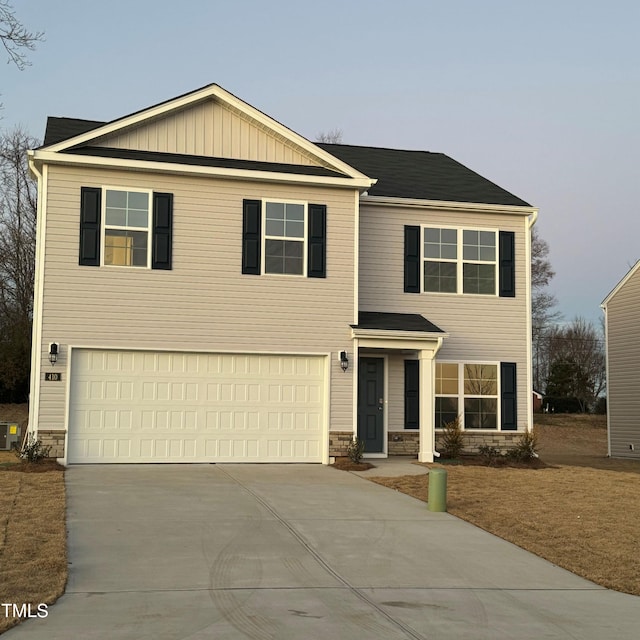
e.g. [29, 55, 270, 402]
[0, 422, 21, 451]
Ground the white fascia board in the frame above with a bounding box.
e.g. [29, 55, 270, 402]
[43, 84, 375, 185]
[601, 259, 640, 308]
[31, 150, 372, 190]
[351, 328, 449, 341]
[361, 195, 538, 216]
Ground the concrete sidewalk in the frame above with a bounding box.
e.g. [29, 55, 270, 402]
[5, 463, 640, 639]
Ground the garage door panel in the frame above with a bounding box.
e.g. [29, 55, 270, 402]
[68, 350, 326, 463]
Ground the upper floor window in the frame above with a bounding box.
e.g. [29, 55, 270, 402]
[242, 199, 326, 278]
[424, 227, 497, 295]
[264, 201, 306, 275]
[104, 189, 151, 267]
[79, 186, 173, 270]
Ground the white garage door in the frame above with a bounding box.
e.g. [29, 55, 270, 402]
[68, 349, 326, 463]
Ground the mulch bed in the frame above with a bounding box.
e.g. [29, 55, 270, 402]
[331, 457, 376, 471]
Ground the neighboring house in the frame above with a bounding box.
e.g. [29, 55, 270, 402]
[601, 260, 640, 460]
[27, 84, 537, 464]
[532, 389, 543, 413]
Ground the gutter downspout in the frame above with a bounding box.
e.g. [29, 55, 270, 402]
[26, 152, 46, 442]
[526, 209, 539, 433]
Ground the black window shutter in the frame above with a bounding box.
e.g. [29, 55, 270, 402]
[499, 231, 515, 297]
[404, 225, 420, 293]
[308, 204, 326, 278]
[404, 360, 420, 429]
[152, 192, 173, 270]
[242, 199, 262, 275]
[501, 362, 517, 430]
[79, 187, 101, 266]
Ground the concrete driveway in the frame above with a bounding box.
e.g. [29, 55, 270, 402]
[6, 464, 640, 639]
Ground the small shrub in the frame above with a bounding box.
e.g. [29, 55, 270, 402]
[478, 445, 502, 466]
[346, 438, 365, 464]
[440, 417, 464, 459]
[14, 435, 52, 463]
[507, 430, 539, 461]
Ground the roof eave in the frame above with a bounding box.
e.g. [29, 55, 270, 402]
[601, 259, 640, 307]
[351, 327, 448, 340]
[30, 150, 373, 190]
[361, 194, 537, 215]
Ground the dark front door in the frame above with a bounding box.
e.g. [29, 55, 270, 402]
[357, 357, 384, 453]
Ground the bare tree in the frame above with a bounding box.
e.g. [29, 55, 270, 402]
[316, 128, 343, 144]
[545, 318, 606, 412]
[531, 227, 561, 390]
[0, 127, 38, 399]
[0, 0, 43, 70]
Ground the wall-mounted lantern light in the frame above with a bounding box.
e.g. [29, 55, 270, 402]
[49, 342, 59, 365]
[339, 350, 349, 372]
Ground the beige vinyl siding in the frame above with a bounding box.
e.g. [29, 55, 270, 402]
[387, 353, 407, 431]
[37, 164, 357, 434]
[359, 203, 530, 430]
[606, 268, 640, 459]
[94, 99, 326, 167]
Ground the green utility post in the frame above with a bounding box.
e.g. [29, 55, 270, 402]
[427, 468, 447, 512]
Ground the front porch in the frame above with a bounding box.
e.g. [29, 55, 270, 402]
[351, 312, 447, 463]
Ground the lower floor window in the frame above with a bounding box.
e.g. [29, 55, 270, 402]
[435, 362, 498, 429]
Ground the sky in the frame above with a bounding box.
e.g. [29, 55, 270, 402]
[2, 0, 639, 326]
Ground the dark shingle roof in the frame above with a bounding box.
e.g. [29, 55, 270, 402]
[43, 118, 531, 207]
[43, 117, 105, 146]
[317, 143, 531, 207]
[68, 146, 348, 178]
[353, 312, 445, 334]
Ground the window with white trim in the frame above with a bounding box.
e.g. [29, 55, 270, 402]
[423, 227, 497, 294]
[435, 362, 499, 429]
[263, 201, 306, 275]
[103, 189, 151, 267]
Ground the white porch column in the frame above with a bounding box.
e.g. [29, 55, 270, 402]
[418, 349, 436, 463]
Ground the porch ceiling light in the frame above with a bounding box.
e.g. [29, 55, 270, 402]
[339, 350, 349, 372]
[49, 342, 59, 365]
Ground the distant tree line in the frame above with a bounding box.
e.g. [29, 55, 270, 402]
[531, 229, 606, 413]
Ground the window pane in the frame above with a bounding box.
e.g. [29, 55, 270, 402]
[425, 261, 457, 293]
[128, 210, 148, 228]
[265, 239, 303, 275]
[463, 263, 495, 294]
[105, 190, 127, 208]
[480, 231, 495, 247]
[424, 228, 441, 243]
[463, 244, 479, 261]
[286, 220, 304, 238]
[105, 208, 126, 226]
[424, 228, 457, 260]
[266, 202, 284, 219]
[127, 192, 149, 210]
[441, 228, 457, 244]
[435, 397, 458, 429]
[266, 219, 285, 236]
[285, 203, 304, 221]
[463, 229, 478, 246]
[464, 364, 497, 395]
[104, 230, 147, 267]
[436, 362, 458, 394]
[464, 397, 497, 429]
[480, 246, 495, 261]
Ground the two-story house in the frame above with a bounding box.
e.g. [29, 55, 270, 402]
[27, 84, 537, 464]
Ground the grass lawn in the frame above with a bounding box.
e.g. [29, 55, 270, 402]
[0, 405, 67, 634]
[371, 414, 640, 597]
[1, 408, 638, 634]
